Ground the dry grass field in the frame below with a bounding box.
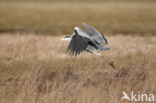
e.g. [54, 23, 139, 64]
[0, 0, 156, 103]
[0, 33, 156, 103]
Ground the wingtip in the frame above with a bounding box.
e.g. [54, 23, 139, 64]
[100, 46, 110, 50]
[83, 22, 87, 26]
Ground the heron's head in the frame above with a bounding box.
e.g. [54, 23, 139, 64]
[60, 35, 71, 41]
[74, 26, 80, 31]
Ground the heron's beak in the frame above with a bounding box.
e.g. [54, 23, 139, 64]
[60, 38, 67, 40]
[55, 37, 61, 40]
[60, 38, 71, 41]
[55, 37, 66, 40]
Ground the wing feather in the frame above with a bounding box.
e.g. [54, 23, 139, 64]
[66, 31, 88, 56]
[83, 23, 108, 45]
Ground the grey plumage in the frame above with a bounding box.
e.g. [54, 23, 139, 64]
[83, 23, 108, 45]
[66, 23, 109, 56]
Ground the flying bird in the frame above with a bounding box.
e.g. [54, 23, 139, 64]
[61, 23, 110, 56]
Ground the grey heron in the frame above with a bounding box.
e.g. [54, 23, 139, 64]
[61, 23, 110, 56]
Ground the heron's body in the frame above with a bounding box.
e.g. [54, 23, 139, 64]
[62, 23, 110, 56]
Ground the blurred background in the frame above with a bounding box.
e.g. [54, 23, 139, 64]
[0, 0, 156, 35]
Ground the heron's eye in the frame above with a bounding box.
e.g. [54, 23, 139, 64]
[64, 35, 71, 38]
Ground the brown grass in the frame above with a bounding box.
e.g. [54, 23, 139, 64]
[0, 33, 156, 103]
[0, 1, 156, 34]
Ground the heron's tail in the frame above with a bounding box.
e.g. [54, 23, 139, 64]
[100, 46, 110, 50]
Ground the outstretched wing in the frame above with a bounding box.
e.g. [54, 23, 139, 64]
[66, 30, 88, 56]
[83, 23, 108, 45]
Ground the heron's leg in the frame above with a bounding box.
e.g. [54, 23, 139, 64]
[94, 52, 102, 55]
[85, 49, 93, 53]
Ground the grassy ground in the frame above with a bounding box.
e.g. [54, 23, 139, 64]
[0, 33, 156, 103]
[0, 0, 156, 102]
[0, 1, 156, 35]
